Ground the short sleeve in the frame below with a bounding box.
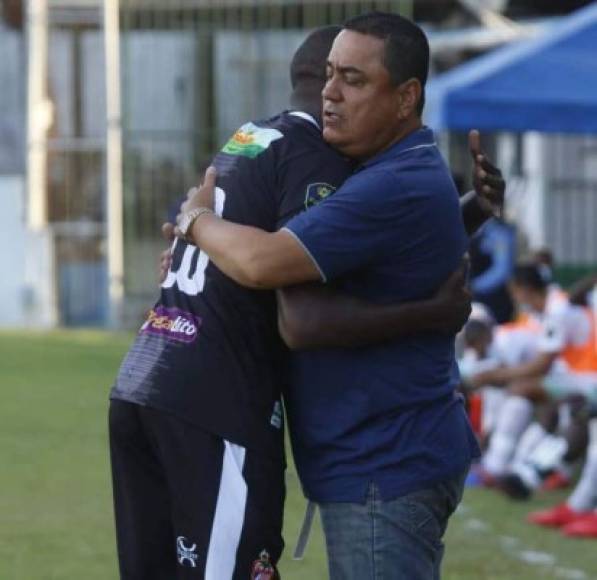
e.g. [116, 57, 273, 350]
[282, 170, 404, 282]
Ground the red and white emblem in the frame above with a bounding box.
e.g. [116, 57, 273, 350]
[250, 550, 276, 580]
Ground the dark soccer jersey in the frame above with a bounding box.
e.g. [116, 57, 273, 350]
[110, 111, 352, 458]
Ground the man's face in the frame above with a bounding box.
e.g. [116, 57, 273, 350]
[322, 30, 411, 162]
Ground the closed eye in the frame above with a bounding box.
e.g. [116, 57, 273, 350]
[344, 75, 365, 86]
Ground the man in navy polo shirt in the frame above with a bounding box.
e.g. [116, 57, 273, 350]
[177, 12, 480, 579]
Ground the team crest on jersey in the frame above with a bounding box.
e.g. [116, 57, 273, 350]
[304, 182, 336, 209]
[221, 122, 283, 159]
[140, 306, 202, 344]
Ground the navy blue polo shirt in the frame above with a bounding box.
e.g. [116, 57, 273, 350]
[283, 127, 480, 502]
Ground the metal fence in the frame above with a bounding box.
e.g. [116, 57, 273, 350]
[46, 23, 107, 325]
[545, 133, 597, 280]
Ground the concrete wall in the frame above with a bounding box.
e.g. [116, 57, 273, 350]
[0, 24, 25, 175]
[0, 176, 27, 327]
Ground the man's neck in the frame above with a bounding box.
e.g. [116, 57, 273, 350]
[357, 117, 423, 164]
[290, 90, 322, 127]
[389, 117, 423, 149]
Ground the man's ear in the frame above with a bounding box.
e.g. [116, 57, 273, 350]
[397, 78, 421, 119]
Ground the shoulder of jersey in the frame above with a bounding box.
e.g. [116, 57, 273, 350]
[219, 113, 321, 161]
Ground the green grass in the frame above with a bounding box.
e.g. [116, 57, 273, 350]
[1, 330, 596, 579]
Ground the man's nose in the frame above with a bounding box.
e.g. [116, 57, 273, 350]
[322, 76, 341, 101]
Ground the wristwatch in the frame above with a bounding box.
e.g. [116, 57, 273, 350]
[178, 207, 214, 242]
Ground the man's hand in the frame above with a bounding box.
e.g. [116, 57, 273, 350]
[429, 263, 472, 334]
[469, 129, 505, 218]
[158, 222, 175, 284]
[174, 167, 217, 242]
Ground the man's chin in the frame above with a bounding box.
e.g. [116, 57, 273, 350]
[322, 126, 343, 146]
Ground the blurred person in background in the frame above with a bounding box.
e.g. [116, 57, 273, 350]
[457, 317, 501, 445]
[527, 416, 597, 538]
[531, 247, 569, 304]
[497, 394, 592, 500]
[533, 247, 556, 280]
[458, 307, 541, 451]
[491, 276, 597, 500]
[468, 263, 595, 485]
[524, 279, 597, 536]
[468, 205, 517, 324]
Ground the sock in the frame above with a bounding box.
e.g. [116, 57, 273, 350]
[513, 462, 543, 490]
[482, 387, 507, 435]
[513, 433, 569, 490]
[512, 423, 547, 466]
[483, 396, 533, 476]
[528, 434, 568, 474]
[568, 419, 597, 512]
[510, 423, 551, 490]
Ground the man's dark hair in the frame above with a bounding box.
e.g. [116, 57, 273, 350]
[290, 26, 342, 89]
[343, 11, 429, 115]
[533, 247, 554, 268]
[512, 262, 551, 292]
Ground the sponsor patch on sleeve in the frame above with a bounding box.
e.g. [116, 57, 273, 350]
[221, 122, 283, 158]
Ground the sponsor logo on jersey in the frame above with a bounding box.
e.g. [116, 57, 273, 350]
[304, 182, 336, 209]
[140, 306, 202, 343]
[176, 536, 198, 567]
[222, 122, 283, 158]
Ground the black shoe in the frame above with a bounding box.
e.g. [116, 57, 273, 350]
[496, 473, 532, 501]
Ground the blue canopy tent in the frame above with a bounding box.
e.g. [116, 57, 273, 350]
[425, 2, 597, 134]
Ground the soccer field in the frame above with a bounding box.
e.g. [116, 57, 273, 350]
[1, 330, 595, 580]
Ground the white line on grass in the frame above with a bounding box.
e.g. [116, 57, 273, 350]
[553, 568, 588, 580]
[457, 503, 590, 579]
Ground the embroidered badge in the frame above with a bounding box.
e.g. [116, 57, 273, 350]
[304, 182, 336, 209]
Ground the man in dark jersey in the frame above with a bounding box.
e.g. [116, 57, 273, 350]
[110, 26, 502, 580]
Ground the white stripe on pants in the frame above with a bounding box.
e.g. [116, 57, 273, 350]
[205, 441, 248, 580]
